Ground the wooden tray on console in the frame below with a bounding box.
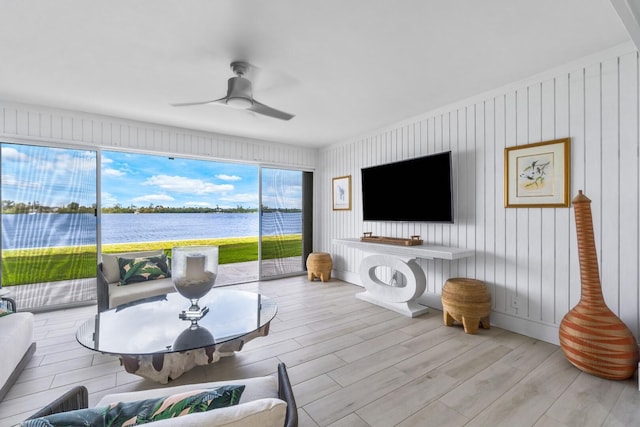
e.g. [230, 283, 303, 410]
[360, 234, 423, 246]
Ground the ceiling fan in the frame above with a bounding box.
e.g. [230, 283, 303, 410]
[171, 61, 295, 121]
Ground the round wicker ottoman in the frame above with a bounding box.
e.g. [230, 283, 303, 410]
[306, 252, 332, 282]
[441, 278, 491, 334]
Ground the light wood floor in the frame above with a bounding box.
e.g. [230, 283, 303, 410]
[2, 276, 640, 426]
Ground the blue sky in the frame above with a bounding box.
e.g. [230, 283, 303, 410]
[102, 151, 259, 209]
[2, 143, 301, 210]
[1, 143, 97, 208]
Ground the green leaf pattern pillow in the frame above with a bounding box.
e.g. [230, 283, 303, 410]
[19, 385, 245, 427]
[117, 254, 171, 286]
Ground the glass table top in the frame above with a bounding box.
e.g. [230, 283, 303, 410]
[76, 289, 277, 355]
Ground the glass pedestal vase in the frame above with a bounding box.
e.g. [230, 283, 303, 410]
[171, 246, 218, 321]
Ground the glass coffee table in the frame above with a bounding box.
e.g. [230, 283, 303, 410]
[77, 288, 277, 383]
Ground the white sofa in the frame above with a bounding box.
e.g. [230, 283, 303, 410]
[24, 363, 297, 427]
[97, 250, 175, 312]
[0, 297, 36, 402]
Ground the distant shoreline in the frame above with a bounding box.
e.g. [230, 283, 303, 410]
[2, 211, 302, 250]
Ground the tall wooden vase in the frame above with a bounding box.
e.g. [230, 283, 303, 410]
[559, 190, 639, 380]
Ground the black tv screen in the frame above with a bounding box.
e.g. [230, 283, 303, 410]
[361, 151, 454, 222]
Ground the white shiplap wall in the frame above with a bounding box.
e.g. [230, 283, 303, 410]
[320, 42, 640, 345]
[0, 102, 318, 169]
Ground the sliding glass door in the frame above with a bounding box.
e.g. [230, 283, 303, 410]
[100, 151, 260, 285]
[259, 167, 312, 279]
[1, 143, 97, 311]
[1, 143, 313, 311]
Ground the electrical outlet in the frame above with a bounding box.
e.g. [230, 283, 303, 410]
[510, 295, 520, 309]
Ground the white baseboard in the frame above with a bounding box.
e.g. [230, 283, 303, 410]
[335, 273, 561, 346]
[417, 293, 560, 345]
[333, 270, 362, 287]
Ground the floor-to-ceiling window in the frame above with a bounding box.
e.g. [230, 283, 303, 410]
[1, 143, 311, 311]
[1, 143, 97, 311]
[101, 151, 261, 285]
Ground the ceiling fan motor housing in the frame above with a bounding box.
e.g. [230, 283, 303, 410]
[226, 76, 253, 108]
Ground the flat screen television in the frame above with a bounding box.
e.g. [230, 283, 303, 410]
[361, 151, 454, 222]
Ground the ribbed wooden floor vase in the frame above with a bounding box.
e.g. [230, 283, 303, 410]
[559, 190, 639, 380]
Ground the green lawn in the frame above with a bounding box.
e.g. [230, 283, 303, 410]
[1, 235, 302, 286]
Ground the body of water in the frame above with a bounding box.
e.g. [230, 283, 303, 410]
[1, 212, 302, 250]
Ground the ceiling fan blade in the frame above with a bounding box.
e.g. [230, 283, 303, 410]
[170, 97, 226, 107]
[248, 99, 295, 121]
[171, 63, 294, 120]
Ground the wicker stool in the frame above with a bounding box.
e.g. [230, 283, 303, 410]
[441, 278, 491, 334]
[306, 252, 332, 282]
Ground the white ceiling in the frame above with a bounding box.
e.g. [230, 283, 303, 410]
[0, 1, 634, 148]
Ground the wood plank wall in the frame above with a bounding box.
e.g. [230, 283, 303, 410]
[320, 43, 640, 345]
[0, 102, 317, 169]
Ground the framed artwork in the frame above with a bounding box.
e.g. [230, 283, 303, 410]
[332, 175, 351, 211]
[504, 138, 570, 208]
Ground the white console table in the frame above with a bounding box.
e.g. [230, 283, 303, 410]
[334, 238, 474, 317]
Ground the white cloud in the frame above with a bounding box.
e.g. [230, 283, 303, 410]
[1, 174, 19, 186]
[216, 174, 242, 181]
[53, 152, 96, 173]
[132, 194, 175, 203]
[1, 173, 42, 189]
[2, 146, 96, 175]
[103, 168, 125, 177]
[143, 175, 234, 195]
[1, 146, 30, 161]
[101, 192, 118, 206]
[261, 194, 301, 209]
[220, 193, 259, 204]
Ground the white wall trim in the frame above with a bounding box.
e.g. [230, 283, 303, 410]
[337, 271, 563, 345]
[417, 293, 561, 345]
[333, 271, 363, 287]
[611, 0, 640, 52]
